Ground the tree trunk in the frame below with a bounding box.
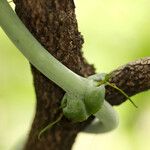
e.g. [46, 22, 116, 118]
[14, 0, 95, 149]
[13, 0, 150, 149]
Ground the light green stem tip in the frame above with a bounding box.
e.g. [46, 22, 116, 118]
[106, 82, 138, 108]
[38, 114, 63, 140]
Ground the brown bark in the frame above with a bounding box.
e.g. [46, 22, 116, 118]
[13, 0, 150, 150]
[14, 0, 95, 150]
[106, 57, 150, 105]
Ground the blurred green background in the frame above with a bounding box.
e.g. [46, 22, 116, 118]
[0, 0, 150, 150]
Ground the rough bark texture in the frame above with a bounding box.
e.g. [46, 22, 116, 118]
[13, 0, 150, 150]
[14, 0, 95, 150]
[106, 57, 150, 105]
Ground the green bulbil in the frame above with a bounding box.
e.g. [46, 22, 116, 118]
[61, 78, 105, 122]
[61, 93, 88, 122]
[84, 81, 105, 114]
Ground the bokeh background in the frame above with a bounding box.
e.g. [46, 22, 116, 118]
[0, 0, 150, 149]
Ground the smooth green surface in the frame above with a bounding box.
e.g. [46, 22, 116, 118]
[85, 101, 119, 133]
[0, 0, 150, 150]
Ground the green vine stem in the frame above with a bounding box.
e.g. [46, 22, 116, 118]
[0, 0, 86, 94]
[0, 0, 119, 136]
